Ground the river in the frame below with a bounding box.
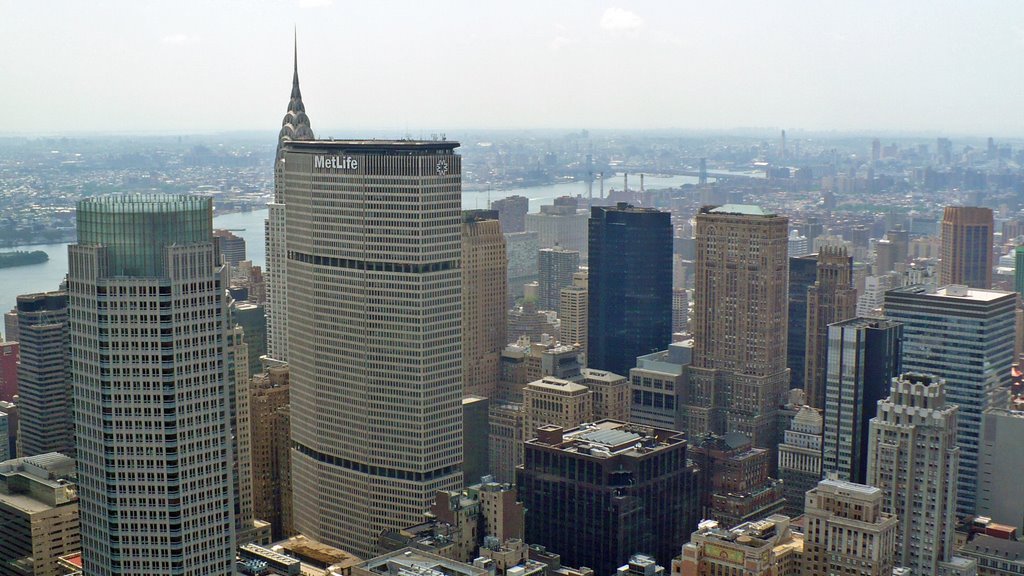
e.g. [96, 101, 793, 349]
[0, 173, 699, 335]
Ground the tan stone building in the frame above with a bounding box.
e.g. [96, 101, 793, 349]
[0, 453, 79, 576]
[250, 364, 293, 540]
[579, 368, 629, 422]
[522, 377, 593, 440]
[677, 515, 804, 576]
[689, 205, 790, 457]
[803, 246, 857, 408]
[802, 479, 898, 576]
[940, 206, 994, 289]
[559, 271, 588, 359]
[462, 211, 508, 399]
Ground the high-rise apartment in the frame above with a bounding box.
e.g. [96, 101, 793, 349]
[588, 203, 672, 377]
[885, 284, 1015, 516]
[803, 247, 857, 408]
[537, 247, 579, 312]
[867, 373, 962, 575]
[282, 139, 463, 557]
[13, 291, 72, 458]
[940, 206, 994, 289]
[462, 210, 508, 399]
[689, 205, 789, 454]
[70, 195, 235, 575]
[802, 479, 898, 576]
[821, 317, 902, 483]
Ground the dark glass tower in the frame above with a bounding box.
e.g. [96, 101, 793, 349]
[587, 203, 672, 376]
[786, 254, 818, 392]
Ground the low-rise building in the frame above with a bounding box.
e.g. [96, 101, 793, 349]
[676, 515, 804, 576]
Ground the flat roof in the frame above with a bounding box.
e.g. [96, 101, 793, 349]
[889, 284, 1015, 302]
[284, 140, 459, 153]
[817, 478, 880, 495]
[707, 204, 774, 217]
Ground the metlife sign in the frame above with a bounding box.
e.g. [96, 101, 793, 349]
[314, 155, 359, 170]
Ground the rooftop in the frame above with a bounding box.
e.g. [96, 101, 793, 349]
[705, 204, 775, 217]
[816, 477, 881, 496]
[531, 420, 684, 457]
[285, 140, 460, 153]
[356, 548, 487, 576]
[889, 283, 1015, 302]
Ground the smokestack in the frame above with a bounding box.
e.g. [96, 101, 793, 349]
[640, 173, 645, 193]
[600, 172, 605, 199]
[624, 172, 628, 194]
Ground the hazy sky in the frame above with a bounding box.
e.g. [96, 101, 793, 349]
[3, 1, 1024, 136]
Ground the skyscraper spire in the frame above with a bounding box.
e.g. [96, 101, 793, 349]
[278, 30, 314, 153]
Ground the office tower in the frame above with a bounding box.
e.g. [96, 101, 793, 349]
[867, 373, 962, 575]
[487, 401, 524, 484]
[821, 318, 902, 483]
[630, 341, 691, 431]
[787, 229, 809, 257]
[588, 203, 672, 377]
[232, 301, 267, 377]
[874, 238, 897, 275]
[226, 323, 267, 545]
[857, 274, 893, 317]
[491, 195, 529, 234]
[959, 533, 1024, 576]
[690, 205, 789, 454]
[940, 206, 994, 289]
[978, 408, 1024, 532]
[14, 291, 71, 458]
[506, 305, 560, 347]
[70, 195, 235, 575]
[787, 254, 818, 391]
[0, 340, 17, 402]
[0, 401, 16, 459]
[462, 210, 508, 399]
[3, 309, 18, 343]
[250, 365, 293, 540]
[213, 229, 247, 268]
[579, 368, 628, 422]
[526, 197, 588, 259]
[777, 406, 823, 518]
[690, 433, 785, 529]
[678, 515, 804, 576]
[537, 247, 579, 312]
[522, 377, 593, 439]
[517, 421, 699, 576]
[462, 396, 489, 486]
[1015, 246, 1024, 296]
[802, 479, 898, 576]
[0, 453, 79, 576]
[559, 271, 588, 355]
[497, 337, 582, 403]
[671, 288, 687, 334]
[885, 284, 1015, 516]
[504, 231, 540, 304]
[0, 412, 6, 462]
[266, 41, 315, 363]
[281, 139, 463, 557]
[803, 246, 857, 409]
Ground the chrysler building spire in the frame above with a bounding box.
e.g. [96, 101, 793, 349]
[278, 30, 314, 154]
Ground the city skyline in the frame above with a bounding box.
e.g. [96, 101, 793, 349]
[3, 2, 1024, 136]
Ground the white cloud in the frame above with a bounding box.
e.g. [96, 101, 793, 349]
[297, 0, 333, 7]
[161, 34, 198, 45]
[600, 7, 643, 31]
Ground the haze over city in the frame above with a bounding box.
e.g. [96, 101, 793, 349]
[3, 1, 1024, 135]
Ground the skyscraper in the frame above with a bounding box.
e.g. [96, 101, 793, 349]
[537, 247, 579, 312]
[559, 271, 588, 354]
[282, 139, 463, 557]
[266, 39, 315, 364]
[526, 197, 588, 259]
[940, 206, 994, 289]
[777, 406, 823, 518]
[70, 195, 235, 575]
[801, 479, 898, 576]
[689, 205, 789, 454]
[490, 195, 528, 234]
[250, 365, 293, 540]
[821, 317, 902, 484]
[587, 203, 672, 377]
[803, 246, 857, 409]
[978, 408, 1024, 533]
[13, 292, 72, 458]
[885, 284, 1015, 516]
[786, 254, 818, 392]
[462, 210, 507, 399]
[867, 373, 962, 575]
